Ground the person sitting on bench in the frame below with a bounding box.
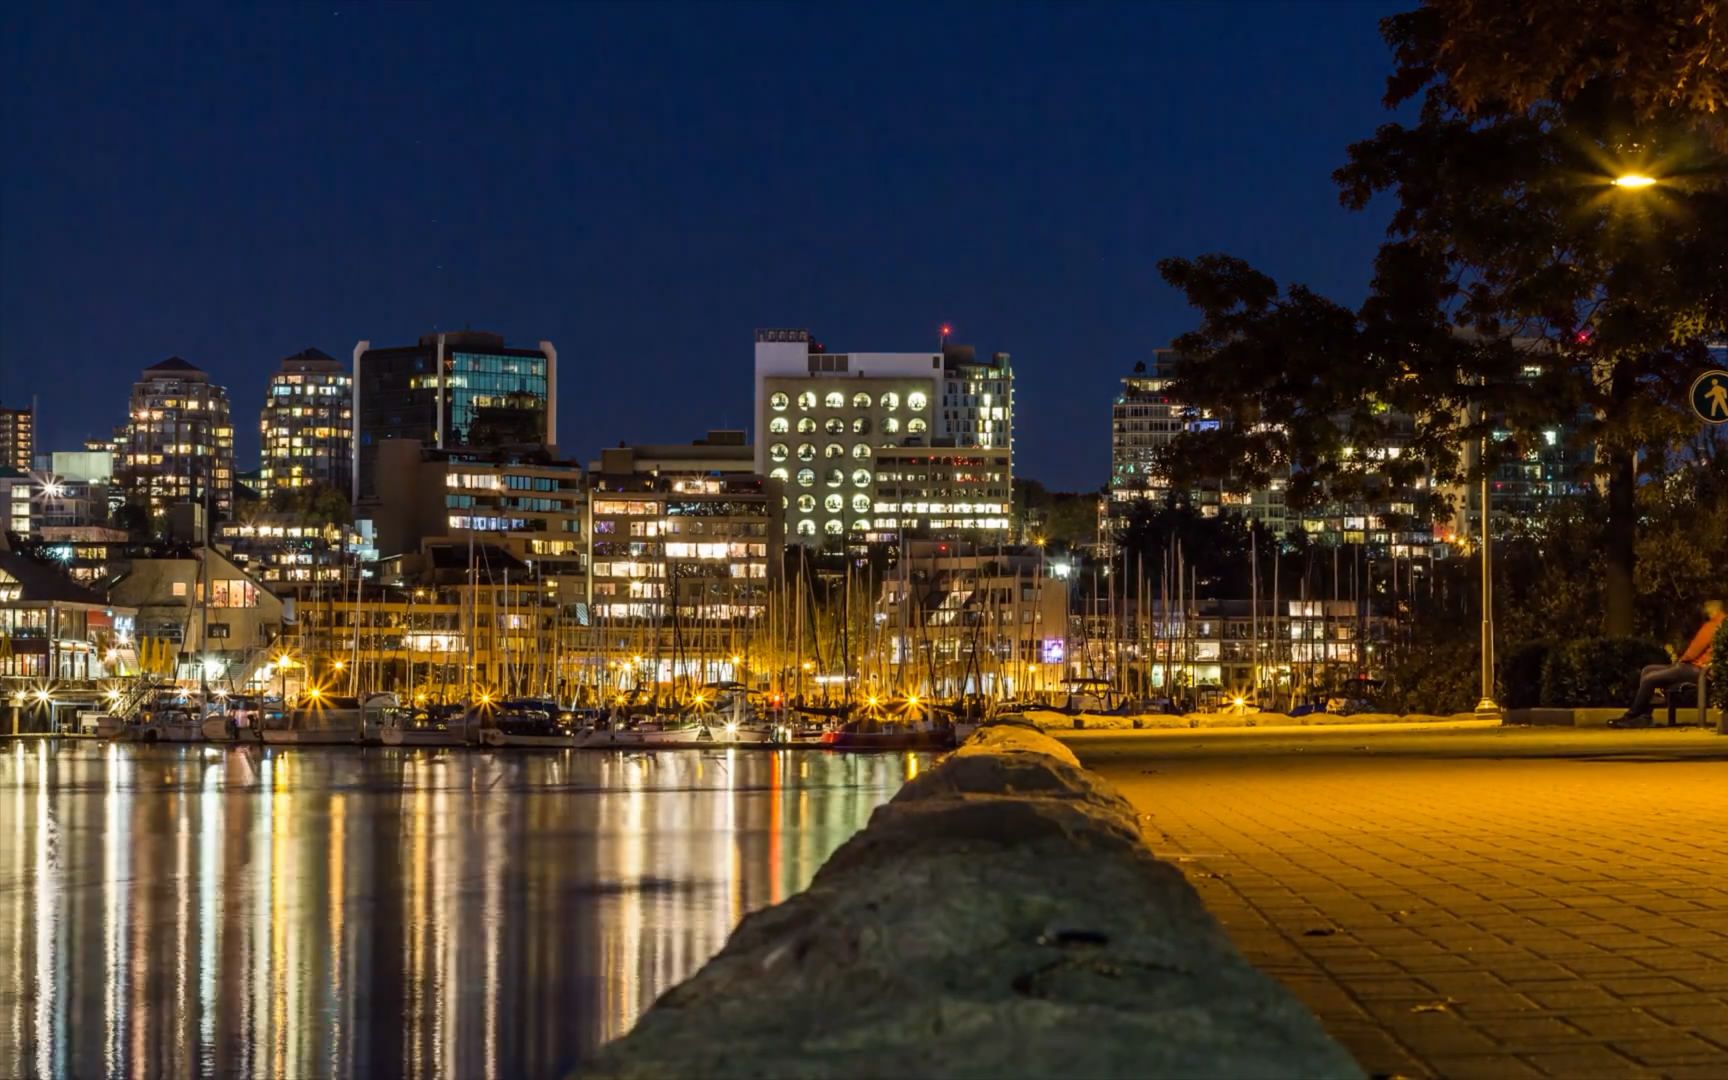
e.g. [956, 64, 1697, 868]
[1611, 597, 1723, 728]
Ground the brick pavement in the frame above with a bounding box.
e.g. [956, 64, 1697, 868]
[1071, 728, 1728, 1079]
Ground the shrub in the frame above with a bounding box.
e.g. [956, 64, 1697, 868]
[1375, 638, 1480, 715]
[1499, 640, 1553, 710]
[1540, 637, 1668, 707]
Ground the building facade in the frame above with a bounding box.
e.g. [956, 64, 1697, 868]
[215, 514, 364, 597]
[1109, 351, 1290, 530]
[353, 331, 557, 502]
[116, 358, 236, 520]
[587, 431, 779, 628]
[753, 329, 1014, 544]
[361, 439, 587, 598]
[259, 347, 353, 497]
[0, 404, 33, 473]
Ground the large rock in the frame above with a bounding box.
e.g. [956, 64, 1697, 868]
[581, 725, 1362, 1080]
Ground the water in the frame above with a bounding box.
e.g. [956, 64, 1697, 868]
[0, 741, 926, 1078]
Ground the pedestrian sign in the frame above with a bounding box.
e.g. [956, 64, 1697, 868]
[1693, 370, 1728, 425]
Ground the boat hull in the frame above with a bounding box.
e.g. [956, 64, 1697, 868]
[818, 729, 956, 751]
[479, 730, 574, 749]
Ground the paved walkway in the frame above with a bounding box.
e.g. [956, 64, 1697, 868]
[1066, 726, 1728, 1079]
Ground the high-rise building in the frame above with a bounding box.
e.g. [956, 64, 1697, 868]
[1109, 350, 1288, 530]
[116, 358, 235, 520]
[353, 331, 557, 502]
[753, 329, 1014, 543]
[0, 404, 33, 473]
[259, 347, 353, 497]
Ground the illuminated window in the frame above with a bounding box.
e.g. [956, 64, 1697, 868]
[908, 391, 927, 411]
[882, 417, 900, 434]
[797, 495, 816, 512]
[851, 468, 871, 488]
[908, 418, 928, 434]
[769, 443, 788, 462]
[823, 519, 843, 535]
[852, 444, 871, 459]
[825, 468, 844, 488]
[769, 467, 788, 482]
[851, 391, 872, 408]
[797, 417, 817, 433]
[797, 443, 815, 461]
[796, 519, 816, 536]
[852, 519, 871, 532]
[825, 391, 844, 408]
[769, 393, 788, 411]
[881, 392, 900, 411]
[797, 391, 816, 410]
[853, 417, 871, 435]
[824, 417, 845, 435]
[824, 494, 842, 513]
[852, 494, 871, 513]
[769, 417, 789, 434]
[796, 469, 815, 487]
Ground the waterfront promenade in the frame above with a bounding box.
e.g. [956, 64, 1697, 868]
[1069, 725, 1728, 1078]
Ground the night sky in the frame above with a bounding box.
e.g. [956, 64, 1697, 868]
[1, 1, 1403, 491]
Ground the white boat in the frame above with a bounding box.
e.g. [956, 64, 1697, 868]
[378, 705, 474, 747]
[126, 707, 205, 743]
[200, 696, 272, 743]
[261, 693, 398, 745]
[579, 715, 709, 747]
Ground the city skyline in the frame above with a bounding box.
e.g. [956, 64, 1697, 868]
[0, 2, 1402, 492]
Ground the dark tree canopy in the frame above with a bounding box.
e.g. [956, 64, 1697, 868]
[1155, 0, 1728, 635]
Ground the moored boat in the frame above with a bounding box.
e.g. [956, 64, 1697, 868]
[378, 703, 474, 747]
[261, 692, 397, 745]
[477, 700, 575, 749]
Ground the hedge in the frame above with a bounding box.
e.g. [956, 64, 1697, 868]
[1540, 637, 1668, 708]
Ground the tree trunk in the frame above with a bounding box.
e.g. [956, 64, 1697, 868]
[1602, 449, 1637, 638]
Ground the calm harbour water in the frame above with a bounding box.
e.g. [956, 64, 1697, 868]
[0, 741, 926, 1078]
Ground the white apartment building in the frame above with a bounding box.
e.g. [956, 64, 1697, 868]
[753, 329, 1014, 543]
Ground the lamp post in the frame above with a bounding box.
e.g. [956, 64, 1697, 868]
[1475, 449, 1500, 720]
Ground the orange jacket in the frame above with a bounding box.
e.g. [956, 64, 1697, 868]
[1680, 614, 1725, 667]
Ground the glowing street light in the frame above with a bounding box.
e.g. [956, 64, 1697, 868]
[1612, 173, 1657, 189]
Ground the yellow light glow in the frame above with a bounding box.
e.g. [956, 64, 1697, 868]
[332, 660, 345, 670]
[906, 694, 920, 706]
[34, 689, 51, 703]
[730, 655, 742, 665]
[1613, 173, 1657, 189]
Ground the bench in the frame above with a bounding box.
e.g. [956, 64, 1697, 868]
[1656, 668, 1711, 728]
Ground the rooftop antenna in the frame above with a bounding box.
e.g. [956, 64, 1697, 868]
[939, 323, 953, 352]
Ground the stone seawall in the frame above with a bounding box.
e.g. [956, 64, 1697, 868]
[581, 724, 1362, 1079]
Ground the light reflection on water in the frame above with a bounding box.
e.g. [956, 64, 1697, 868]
[0, 742, 923, 1077]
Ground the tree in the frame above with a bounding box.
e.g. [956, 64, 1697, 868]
[1157, 0, 1728, 636]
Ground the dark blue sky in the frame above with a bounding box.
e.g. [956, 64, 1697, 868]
[1, 1, 1402, 491]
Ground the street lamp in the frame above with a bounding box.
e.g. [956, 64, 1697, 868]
[1612, 173, 1657, 189]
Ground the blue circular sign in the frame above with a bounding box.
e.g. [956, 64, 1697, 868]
[1692, 370, 1728, 425]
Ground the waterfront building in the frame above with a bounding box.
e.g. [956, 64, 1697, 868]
[353, 330, 557, 502]
[753, 329, 1014, 544]
[259, 348, 353, 497]
[116, 358, 236, 520]
[0, 403, 33, 473]
[107, 544, 285, 686]
[1067, 597, 1390, 704]
[870, 540, 1067, 698]
[587, 431, 779, 631]
[0, 536, 137, 692]
[362, 439, 587, 598]
[289, 555, 583, 701]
